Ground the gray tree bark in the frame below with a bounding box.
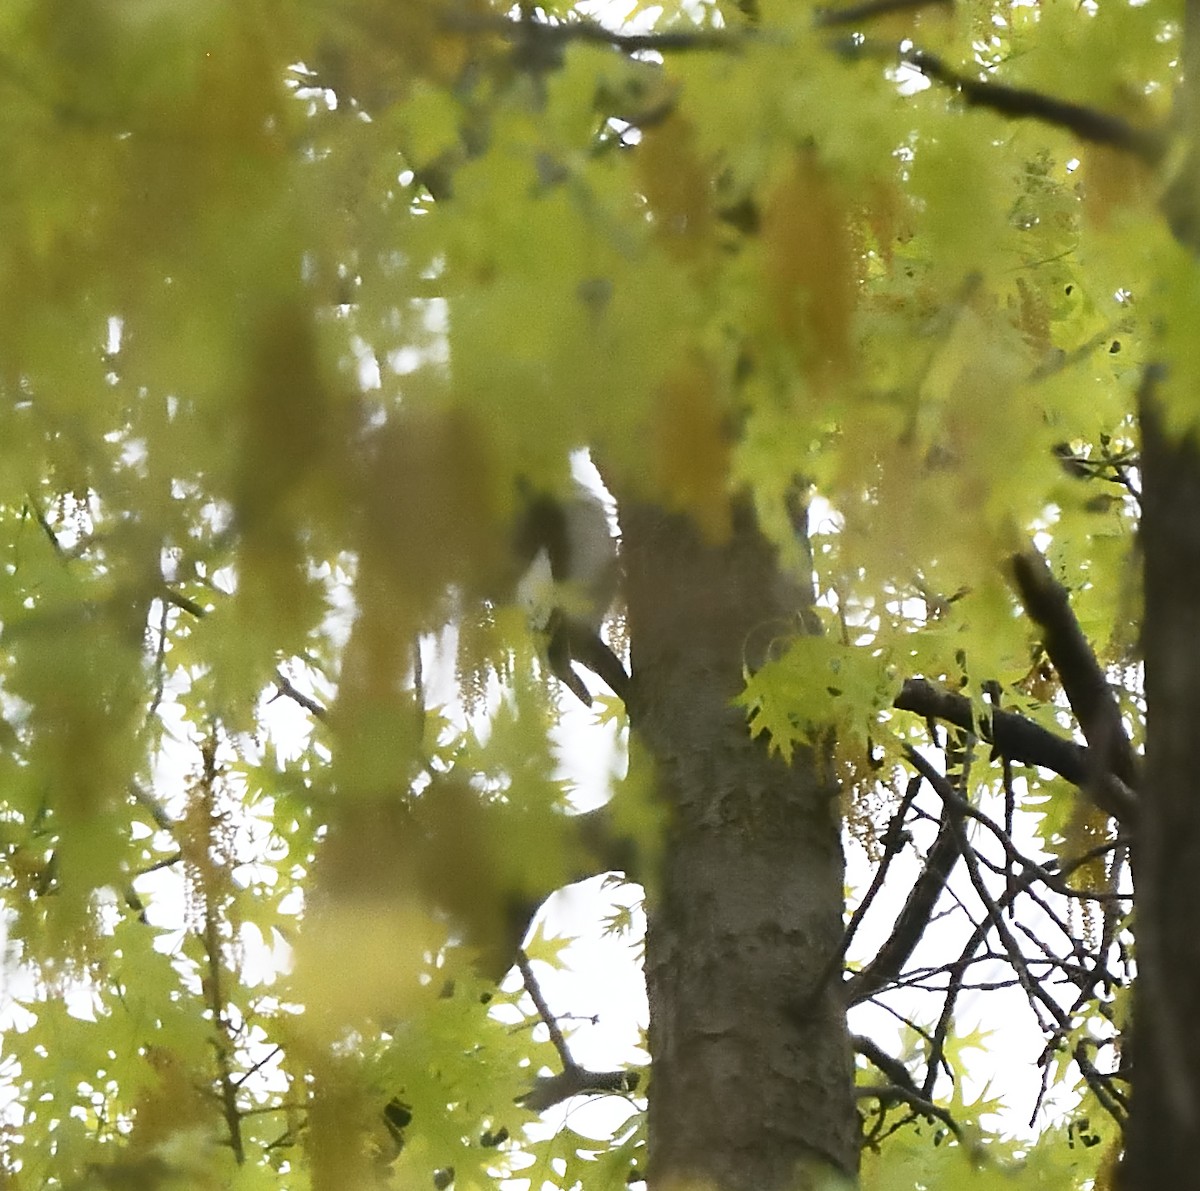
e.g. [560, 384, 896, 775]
[1122, 380, 1200, 1187]
[621, 500, 858, 1191]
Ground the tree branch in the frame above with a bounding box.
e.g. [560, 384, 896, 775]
[838, 776, 924, 956]
[893, 676, 1137, 823]
[513, 949, 640, 1114]
[907, 748, 1129, 1123]
[516, 949, 575, 1071]
[129, 779, 176, 834]
[816, 0, 950, 28]
[847, 789, 961, 1004]
[1009, 549, 1139, 788]
[272, 672, 329, 721]
[441, 9, 744, 55]
[853, 1035, 970, 1147]
[519, 1065, 640, 1113]
[160, 586, 208, 619]
[29, 501, 67, 559]
[901, 48, 1166, 164]
[196, 738, 245, 1165]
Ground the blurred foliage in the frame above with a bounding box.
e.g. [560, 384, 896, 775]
[0, 0, 1177, 1185]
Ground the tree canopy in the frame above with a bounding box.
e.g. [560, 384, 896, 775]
[0, 0, 1196, 1187]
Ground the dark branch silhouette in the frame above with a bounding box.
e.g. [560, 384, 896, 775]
[515, 950, 640, 1113]
[893, 677, 1137, 822]
[901, 49, 1166, 164]
[1009, 549, 1139, 788]
[846, 788, 962, 1004]
[816, 0, 951, 28]
[853, 1035, 970, 1147]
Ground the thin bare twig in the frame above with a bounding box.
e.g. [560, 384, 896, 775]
[514, 949, 639, 1112]
[906, 748, 1128, 1122]
[516, 949, 574, 1071]
[273, 672, 328, 721]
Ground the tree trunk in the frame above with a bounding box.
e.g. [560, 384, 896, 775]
[622, 501, 858, 1191]
[1122, 381, 1200, 1186]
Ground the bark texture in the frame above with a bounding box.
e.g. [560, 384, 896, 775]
[621, 501, 857, 1191]
[1122, 387, 1200, 1186]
